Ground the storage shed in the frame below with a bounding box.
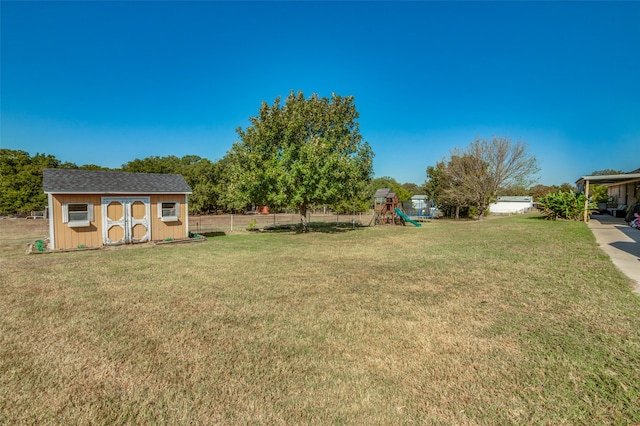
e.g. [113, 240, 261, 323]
[43, 169, 192, 250]
[489, 196, 534, 215]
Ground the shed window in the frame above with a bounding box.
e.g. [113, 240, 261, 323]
[158, 201, 180, 222]
[62, 203, 94, 227]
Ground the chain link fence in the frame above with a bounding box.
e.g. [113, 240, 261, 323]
[189, 212, 375, 235]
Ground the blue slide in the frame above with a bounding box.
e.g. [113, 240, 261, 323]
[394, 208, 422, 227]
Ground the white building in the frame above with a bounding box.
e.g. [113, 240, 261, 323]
[411, 195, 429, 212]
[489, 196, 534, 215]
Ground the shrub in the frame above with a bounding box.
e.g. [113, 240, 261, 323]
[537, 191, 595, 221]
[589, 184, 609, 204]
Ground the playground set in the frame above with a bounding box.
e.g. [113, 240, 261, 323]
[372, 188, 422, 227]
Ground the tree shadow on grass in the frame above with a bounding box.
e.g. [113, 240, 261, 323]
[197, 231, 226, 237]
[260, 221, 367, 234]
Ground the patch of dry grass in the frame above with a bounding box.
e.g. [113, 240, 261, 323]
[1, 216, 639, 424]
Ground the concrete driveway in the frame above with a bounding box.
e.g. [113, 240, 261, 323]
[588, 214, 640, 294]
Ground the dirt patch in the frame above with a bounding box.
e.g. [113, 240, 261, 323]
[0, 218, 49, 247]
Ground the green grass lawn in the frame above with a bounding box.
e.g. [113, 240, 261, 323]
[1, 215, 639, 424]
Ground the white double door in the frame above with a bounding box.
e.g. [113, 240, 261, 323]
[102, 197, 151, 245]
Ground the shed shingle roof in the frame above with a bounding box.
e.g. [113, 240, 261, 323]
[43, 169, 192, 194]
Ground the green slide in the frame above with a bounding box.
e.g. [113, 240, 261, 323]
[394, 208, 422, 227]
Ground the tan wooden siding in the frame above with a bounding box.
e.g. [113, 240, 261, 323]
[51, 193, 188, 250]
[149, 194, 188, 241]
[51, 194, 102, 249]
[131, 200, 147, 220]
[106, 200, 124, 222]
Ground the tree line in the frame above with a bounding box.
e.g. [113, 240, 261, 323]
[1, 147, 432, 217]
[3, 90, 572, 222]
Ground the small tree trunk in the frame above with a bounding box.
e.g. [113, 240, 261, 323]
[477, 201, 484, 220]
[299, 205, 309, 232]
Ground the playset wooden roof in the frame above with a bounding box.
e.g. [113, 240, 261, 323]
[374, 188, 391, 198]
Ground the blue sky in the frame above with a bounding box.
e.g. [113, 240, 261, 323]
[2, 1, 639, 186]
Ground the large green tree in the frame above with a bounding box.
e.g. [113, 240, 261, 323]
[225, 91, 374, 230]
[0, 149, 76, 214]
